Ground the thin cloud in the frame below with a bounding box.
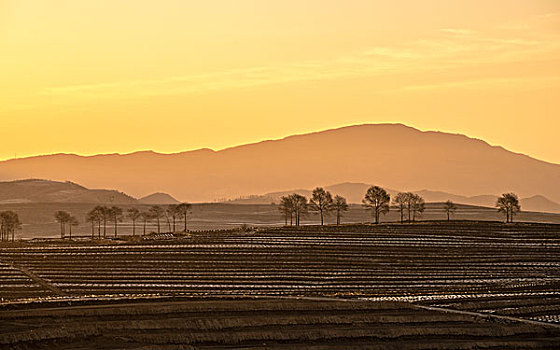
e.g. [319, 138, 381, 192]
[440, 28, 476, 36]
[401, 76, 560, 92]
[39, 13, 560, 103]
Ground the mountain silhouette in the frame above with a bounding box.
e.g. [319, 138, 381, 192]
[0, 124, 559, 203]
[139, 192, 180, 205]
[0, 179, 136, 204]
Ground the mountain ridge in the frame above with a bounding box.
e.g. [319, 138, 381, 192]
[5, 124, 556, 165]
[1, 124, 558, 203]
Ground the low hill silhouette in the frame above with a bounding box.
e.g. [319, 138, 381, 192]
[0, 179, 137, 204]
[139, 192, 180, 205]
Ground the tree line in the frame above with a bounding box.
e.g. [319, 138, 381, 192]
[0, 190, 524, 241]
[54, 203, 192, 239]
[279, 186, 521, 226]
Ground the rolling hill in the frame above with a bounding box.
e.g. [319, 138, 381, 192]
[139, 192, 180, 204]
[0, 179, 137, 204]
[0, 124, 559, 203]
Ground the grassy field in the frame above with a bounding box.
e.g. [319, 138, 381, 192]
[1, 202, 560, 239]
[1, 297, 560, 349]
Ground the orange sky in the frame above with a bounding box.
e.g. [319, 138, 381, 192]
[1, 1, 559, 163]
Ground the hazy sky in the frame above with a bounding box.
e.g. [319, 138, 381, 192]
[1, 1, 559, 163]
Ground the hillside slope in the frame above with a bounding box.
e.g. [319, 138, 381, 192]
[0, 179, 137, 204]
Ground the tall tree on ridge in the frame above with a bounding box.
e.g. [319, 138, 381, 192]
[443, 200, 457, 221]
[496, 193, 521, 223]
[279, 196, 293, 226]
[333, 195, 349, 225]
[410, 194, 425, 222]
[310, 187, 334, 225]
[393, 192, 408, 224]
[362, 186, 391, 224]
[288, 194, 308, 226]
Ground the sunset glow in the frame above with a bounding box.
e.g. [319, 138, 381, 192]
[1, 1, 559, 162]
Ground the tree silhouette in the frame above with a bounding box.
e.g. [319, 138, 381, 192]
[89, 206, 105, 239]
[310, 187, 334, 225]
[68, 216, 79, 239]
[176, 203, 192, 232]
[288, 194, 308, 226]
[393, 192, 408, 223]
[444, 200, 457, 221]
[54, 211, 71, 239]
[149, 206, 164, 233]
[410, 194, 425, 222]
[127, 208, 141, 236]
[140, 211, 153, 236]
[333, 195, 349, 225]
[0, 211, 21, 242]
[86, 209, 99, 239]
[362, 186, 391, 224]
[109, 206, 123, 237]
[278, 196, 293, 226]
[496, 193, 521, 223]
[99, 206, 110, 238]
[166, 204, 179, 232]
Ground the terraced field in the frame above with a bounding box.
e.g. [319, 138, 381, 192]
[0, 221, 559, 348]
[1, 298, 560, 349]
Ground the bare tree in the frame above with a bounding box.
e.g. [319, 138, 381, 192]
[54, 211, 71, 239]
[149, 206, 164, 233]
[109, 206, 123, 237]
[496, 193, 521, 223]
[127, 208, 141, 236]
[288, 194, 308, 226]
[0, 211, 21, 242]
[310, 187, 334, 225]
[166, 204, 179, 232]
[176, 203, 192, 232]
[86, 210, 99, 239]
[362, 186, 390, 224]
[393, 192, 408, 223]
[140, 211, 153, 236]
[91, 206, 105, 239]
[68, 216, 79, 239]
[443, 200, 457, 221]
[410, 194, 425, 222]
[333, 195, 349, 225]
[278, 196, 293, 226]
[99, 206, 110, 238]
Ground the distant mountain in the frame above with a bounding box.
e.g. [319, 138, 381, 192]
[521, 195, 560, 214]
[0, 179, 137, 204]
[139, 192, 180, 205]
[1, 124, 559, 203]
